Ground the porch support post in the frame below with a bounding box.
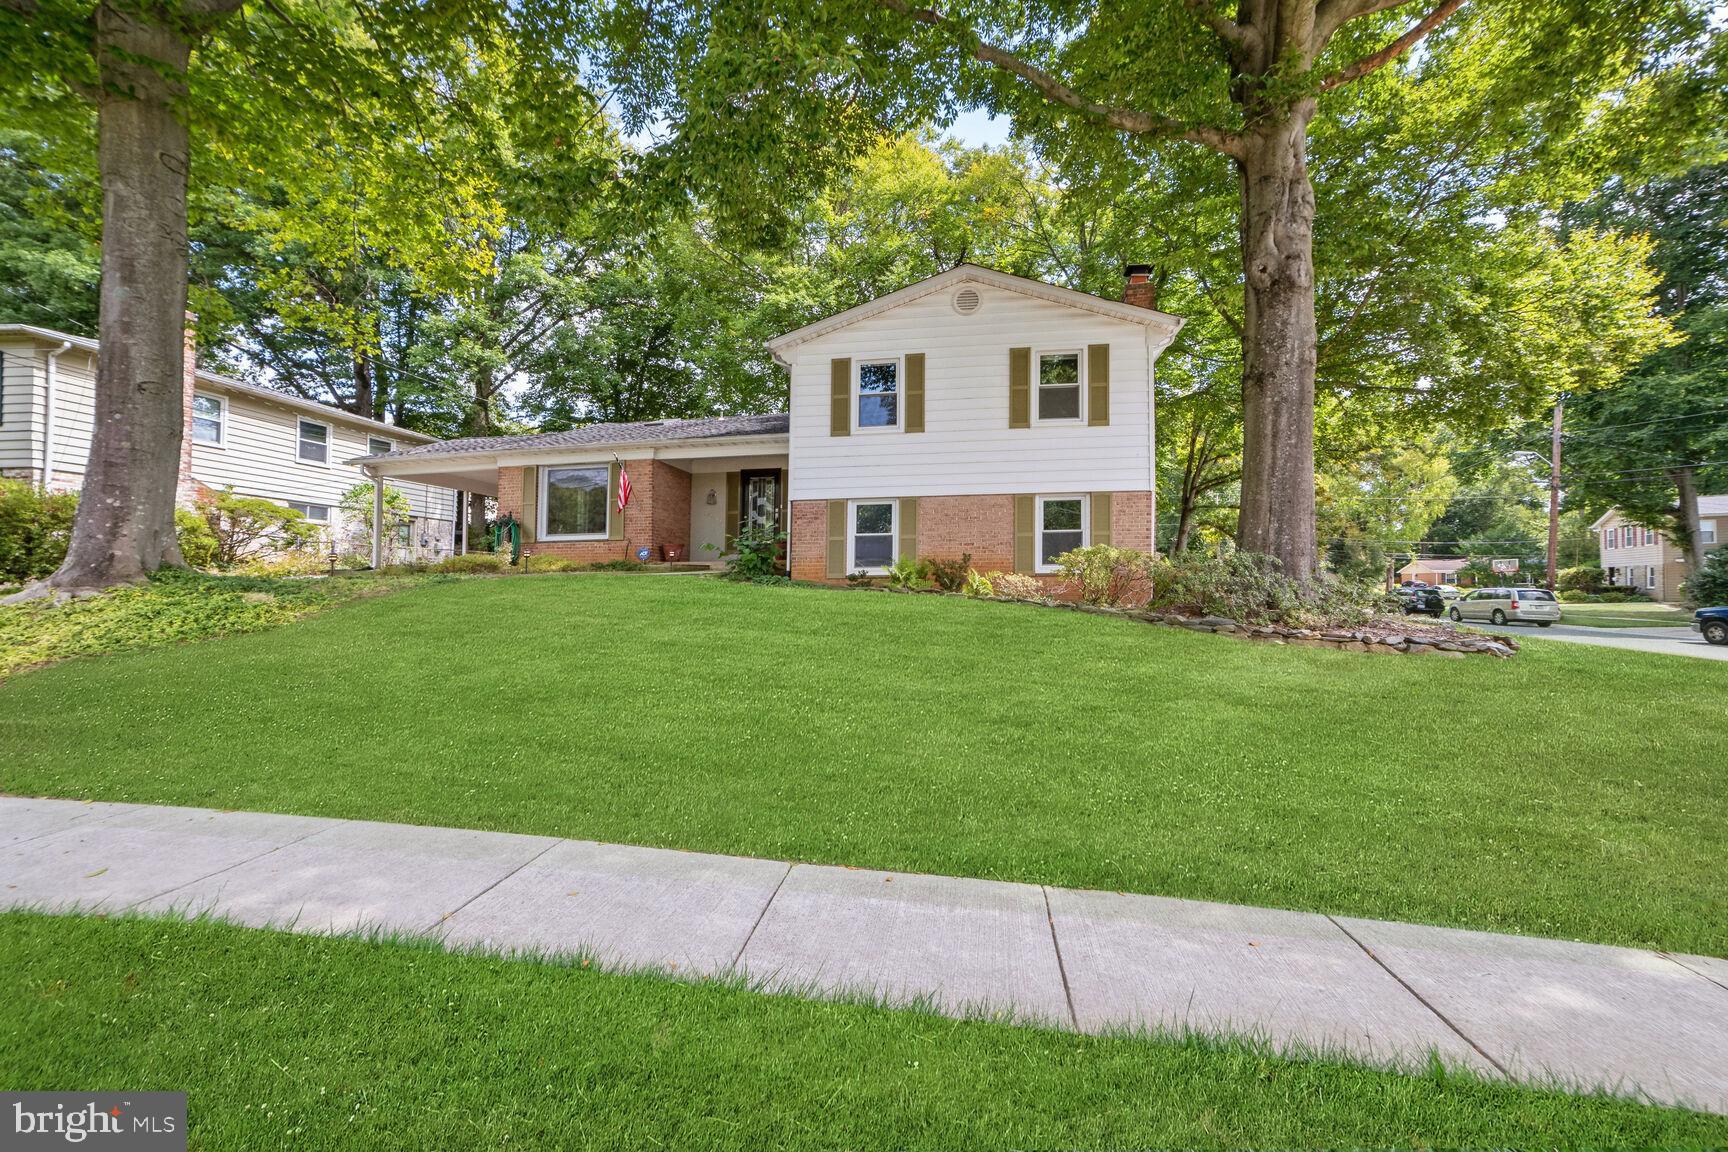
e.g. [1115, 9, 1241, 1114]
[370, 468, 384, 570]
[459, 490, 468, 555]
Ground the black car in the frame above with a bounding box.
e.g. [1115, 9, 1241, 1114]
[1394, 586, 1445, 617]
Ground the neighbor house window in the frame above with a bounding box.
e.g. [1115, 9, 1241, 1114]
[1036, 351, 1083, 422]
[857, 360, 899, 429]
[297, 418, 329, 463]
[1644, 527, 1656, 545]
[368, 436, 393, 455]
[191, 392, 224, 445]
[1647, 567, 1658, 589]
[286, 501, 330, 524]
[542, 466, 609, 539]
[1036, 495, 1087, 571]
[849, 500, 896, 573]
[1702, 520, 1718, 545]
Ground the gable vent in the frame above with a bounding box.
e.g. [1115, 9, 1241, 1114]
[952, 286, 981, 315]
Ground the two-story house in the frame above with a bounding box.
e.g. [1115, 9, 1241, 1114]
[0, 324, 459, 559]
[1592, 500, 1725, 602]
[349, 265, 1184, 577]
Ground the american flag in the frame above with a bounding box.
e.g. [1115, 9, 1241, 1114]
[616, 466, 633, 513]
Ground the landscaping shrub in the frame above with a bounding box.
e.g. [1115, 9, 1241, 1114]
[174, 508, 219, 568]
[845, 570, 874, 586]
[0, 479, 77, 583]
[922, 554, 971, 593]
[886, 555, 929, 589]
[963, 569, 994, 598]
[1558, 589, 1592, 604]
[719, 524, 782, 580]
[194, 488, 320, 569]
[433, 553, 508, 574]
[989, 572, 1046, 601]
[1149, 551, 1386, 628]
[1558, 566, 1610, 594]
[235, 551, 330, 578]
[1054, 545, 1156, 607]
[588, 558, 648, 572]
[1683, 548, 1728, 607]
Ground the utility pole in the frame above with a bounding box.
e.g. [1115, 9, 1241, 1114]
[1546, 394, 1564, 591]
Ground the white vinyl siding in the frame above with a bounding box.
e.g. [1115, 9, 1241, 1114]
[787, 283, 1153, 500]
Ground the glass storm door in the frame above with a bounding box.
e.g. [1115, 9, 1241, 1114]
[740, 469, 782, 537]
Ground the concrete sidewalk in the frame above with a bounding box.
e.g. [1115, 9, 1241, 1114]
[4, 795, 1726, 1116]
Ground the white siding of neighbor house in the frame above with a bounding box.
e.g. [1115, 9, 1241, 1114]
[1, 341, 457, 537]
[786, 282, 1158, 500]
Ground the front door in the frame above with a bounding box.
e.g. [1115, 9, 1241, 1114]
[738, 468, 782, 540]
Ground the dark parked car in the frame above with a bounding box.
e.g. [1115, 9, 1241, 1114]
[1694, 606, 1728, 646]
[1394, 586, 1445, 617]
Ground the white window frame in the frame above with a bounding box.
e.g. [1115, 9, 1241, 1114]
[296, 417, 332, 465]
[1034, 493, 1089, 574]
[853, 356, 903, 433]
[286, 500, 331, 525]
[847, 498, 897, 575]
[539, 464, 611, 541]
[1701, 519, 1718, 546]
[1646, 566, 1658, 589]
[368, 435, 394, 455]
[1033, 348, 1086, 426]
[190, 391, 226, 447]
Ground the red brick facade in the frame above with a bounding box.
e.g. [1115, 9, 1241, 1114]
[790, 491, 1155, 582]
[498, 459, 692, 563]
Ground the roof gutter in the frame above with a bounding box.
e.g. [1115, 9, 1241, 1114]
[40, 339, 73, 490]
[344, 433, 792, 470]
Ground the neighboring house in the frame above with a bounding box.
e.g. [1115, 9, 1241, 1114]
[1592, 499, 1725, 602]
[351, 264, 1184, 578]
[0, 325, 458, 559]
[1398, 557, 1469, 586]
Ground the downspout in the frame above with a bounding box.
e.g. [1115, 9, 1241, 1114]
[40, 340, 73, 490]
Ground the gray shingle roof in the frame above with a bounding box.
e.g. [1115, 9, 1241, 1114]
[356, 413, 789, 462]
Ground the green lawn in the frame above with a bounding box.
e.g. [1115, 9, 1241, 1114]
[1559, 601, 1697, 628]
[3, 575, 1726, 954]
[4, 912, 1722, 1150]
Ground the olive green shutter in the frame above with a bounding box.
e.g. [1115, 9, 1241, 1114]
[1013, 494, 1035, 574]
[724, 471, 740, 552]
[1091, 492, 1112, 547]
[607, 462, 624, 540]
[1087, 343, 1110, 426]
[898, 497, 918, 561]
[826, 500, 847, 578]
[519, 466, 539, 546]
[830, 358, 851, 436]
[1008, 347, 1031, 429]
[904, 353, 925, 433]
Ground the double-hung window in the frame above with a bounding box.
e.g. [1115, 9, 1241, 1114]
[297, 418, 330, 464]
[1702, 519, 1719, 546]
[1036, 494, 1087, 571]
[849, 500, 896, 573]
[286, 501, 330, 524]
[191, 393, 224, 445]
[857, 360, 900, 429]
[1036, 351, 1083, 422]
[542, 466, 609, 539]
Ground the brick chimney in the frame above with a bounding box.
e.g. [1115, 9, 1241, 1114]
[177, 312, 199, 505]
[1123, 264, 1158, 310]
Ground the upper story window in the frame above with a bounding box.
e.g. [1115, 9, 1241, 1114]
[1702, 519, 1719, 545]
[191, 392, 224, 445]
[857, 359, 899, 430]
[297, 418, 330, 464]
[1037, 351, 1083, 422]
[368, 436, 393, 455]
[542, 466, 609, 539]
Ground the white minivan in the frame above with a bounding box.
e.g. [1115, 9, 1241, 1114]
[1448, 587, 1561, 627]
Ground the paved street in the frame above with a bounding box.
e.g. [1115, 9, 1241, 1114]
[4, 795, 1726, 1116]
[1475, 621, 1728, 660]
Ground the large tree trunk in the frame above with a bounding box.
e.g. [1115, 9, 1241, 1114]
[1672, 466, 1703, 575]
[47, 2, 202, 592]
[1234, 103, 1319, 579]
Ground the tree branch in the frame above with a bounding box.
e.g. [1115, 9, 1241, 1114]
[875, 0, 1244, 157]
[1312, 0, 1419, 47]
[1318, 0, 1468, 91]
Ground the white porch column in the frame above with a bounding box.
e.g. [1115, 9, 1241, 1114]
[370, 469, 385, 569]
[458, 490, 468, 555]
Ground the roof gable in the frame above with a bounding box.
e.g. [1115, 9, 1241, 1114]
[764, 264, 1183, 362]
